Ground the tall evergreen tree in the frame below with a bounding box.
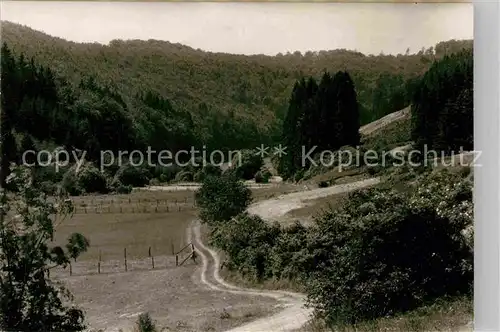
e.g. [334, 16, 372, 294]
[411, 49, 473, 153]
[336, 71, 360, 147]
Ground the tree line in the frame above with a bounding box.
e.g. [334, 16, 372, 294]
[277, 46, 473, 180]
[278, 71, 361, 179]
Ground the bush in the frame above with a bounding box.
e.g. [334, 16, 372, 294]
[317, 181, 329, 188]
[293, 168, 306, 182]
[38, 180, 59, 195]
[60, 163, 109, 195]
[269, 221, 309, 281]
[174, 170, 193, 182]
[113, 164, 151, 187]
[149, 178, 160, 186]
[152, 165, 181, 183]
[231, 150, 264, 180]
[194, 164, 222, 182]
[77, 163, 109, 194]
[211, 213, 281, 281]
[305, 172, 473, 326]
[255, 170, 271, 183]
[195, 173, 252, 225]
[203, 163, 222, 177]
[193, 170, 204, 183]
[61, 168, 83, 196]
[115, 184, 133, 194]
[135, 312, 156, 332]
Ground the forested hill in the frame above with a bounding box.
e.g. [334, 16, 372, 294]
[1, 21, 472, 152]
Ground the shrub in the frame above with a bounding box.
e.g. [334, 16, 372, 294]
[211, 213, 281, 281]
[60, 163, 112, 196]
[151, 165, 181, 183]
[293, 168, 306, 182]
[195, 173, 252, 225]
[33, 164, 66, 184]
[203, 163, 222, 177]
[305, 172, 473, 326]
[0, 166, 89, 331]
[174, 170, 193, 182]
[38, 180, 59, 195]
[231, 150, 264, 180]
[269, 221, 309, 281]
[60, 163, 109, 195]
[113, 164, 151, 188]
[317, 181, 329, 188]
[254, 170, 271, 183]
[77, 163, 109, 194]
[159, 173, 169, 183]
[194, 164, 222, 182]
[149, 178, 160, 186]
[61, 170, 82, 196]
[193, 170, 204, 183]
[135, 312, 156, 332]
[115, 184, 133, 194]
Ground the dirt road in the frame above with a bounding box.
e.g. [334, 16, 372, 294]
[247, 177, 381, 223]
[188, 177, 382, 332]
[189, 222, 313, 332]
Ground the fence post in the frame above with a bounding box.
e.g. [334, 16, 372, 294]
[124, 248, 128, 272]
[148, 246, 151, 257]
[171, 242, 174, 255]
[98, 250, 101, 274]
[151, 251, 155, 269]
[69, 263, 72, 276]
[175, 255, 178, 266]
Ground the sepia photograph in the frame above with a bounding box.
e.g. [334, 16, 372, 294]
[0, 1, 475, 332]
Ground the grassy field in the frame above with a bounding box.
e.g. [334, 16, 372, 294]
[49, 187, 284, 331]
[53, 190, 197, 263]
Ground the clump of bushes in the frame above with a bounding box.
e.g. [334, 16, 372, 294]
[115, 184, 133, 194]
[152, 164, 182, 183]
[195, 173, 252, 225]
[194, 164, 223, 182]
[61, 162, 109, 195]
[174, 170, 193, 182]
[254, 170, 271, 183]
[211, 213, 281, 281]
[230, 150, 264, 180]
[317, 180, 329, 188]
[305, 170, 473, 325]
[113, 163, 151, 188]
[135, 312, 156, 332]
[201, 165, 473, 328]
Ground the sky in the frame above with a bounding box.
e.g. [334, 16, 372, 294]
[0, 1, 473, 56]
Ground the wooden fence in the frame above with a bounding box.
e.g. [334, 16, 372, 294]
[53, 243, 196, 278]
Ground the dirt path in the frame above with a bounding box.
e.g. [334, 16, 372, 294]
[188, 177, 382, 332]
[247, 177, 381, 223]
[359, 107, 410, 136]
[189, 222, 313, 332]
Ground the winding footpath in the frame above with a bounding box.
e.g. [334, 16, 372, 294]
[189, 177, 383, 332]
[188, 222, 313, 332]
[247, 177, 381, 222]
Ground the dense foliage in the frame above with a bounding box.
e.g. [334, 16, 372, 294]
[194, 174, 252, 225]
[204, 168, 473, 327]
[305, 170, 472, 325]
[0, 166, 89, 331]
[279, 71, 361, 179]
[411, 49, 473, 154]
[2, 21, 472, 154]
